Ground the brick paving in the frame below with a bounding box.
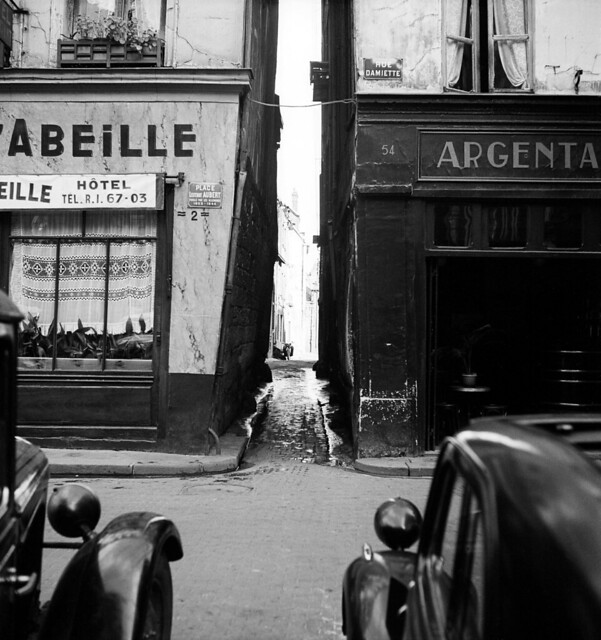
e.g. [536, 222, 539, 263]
[42, 359, 432, 639]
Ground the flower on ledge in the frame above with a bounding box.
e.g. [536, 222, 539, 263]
[72, 14, 158, 52]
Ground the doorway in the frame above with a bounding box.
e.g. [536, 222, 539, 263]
[427, 256, 601, 447]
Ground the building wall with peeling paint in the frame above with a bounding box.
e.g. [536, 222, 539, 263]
[13, 1, 248, 69]
[352, 0, 601, 95]
[319, 0, 601, 459]
[1, 0, 279, 451]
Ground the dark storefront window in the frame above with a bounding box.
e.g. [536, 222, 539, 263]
[429, 201, 594, 252]
[427, 198, 601, 449]
[9, 210, 157, 372]
[543, 207, 582, 249]
[434, 204, 474, 247]
[488, 205, 527, 248]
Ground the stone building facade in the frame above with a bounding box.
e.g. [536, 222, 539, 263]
[318, 0, 601, 457]
[0, 0, 280, 451]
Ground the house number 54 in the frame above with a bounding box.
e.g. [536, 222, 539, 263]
[381, 144, 395, 155]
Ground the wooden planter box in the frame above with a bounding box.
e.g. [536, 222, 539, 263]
[58, 38, 164, 68]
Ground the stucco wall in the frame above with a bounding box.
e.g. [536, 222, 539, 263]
[168, 100, 239, 375]
[535, 0, 601, 94]
[355, 0, 441, 92]
[12, 0, 246, 69]
[353, 0, 601, 95]
[0, 84, 240, 378]
[166, 0, 246, 68]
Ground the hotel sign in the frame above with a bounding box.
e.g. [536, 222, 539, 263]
[0, 174, 162, 210]
[419, 131, 601, 182]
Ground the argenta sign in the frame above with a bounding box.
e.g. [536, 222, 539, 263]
[419, 131, 601, 181]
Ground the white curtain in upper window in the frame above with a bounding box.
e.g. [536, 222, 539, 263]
[446, 0, 469, 88]
[492, 0, 528, 88]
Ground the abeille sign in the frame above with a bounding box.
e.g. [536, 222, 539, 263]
[0, 118, 196, 158]
[419, 131, 601, 181]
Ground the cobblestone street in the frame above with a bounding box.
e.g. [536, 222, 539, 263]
[245, 358, 355, 468]
[43, 359, 431, 639]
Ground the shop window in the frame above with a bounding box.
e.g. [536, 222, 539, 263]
[429, 201, 599, 252]
[444, 0, 532, 92]
[487, 205, 527, 247]
[543, 207, 582, 249]
[9, 210, 157, 372]
[434, 204, 474, 247]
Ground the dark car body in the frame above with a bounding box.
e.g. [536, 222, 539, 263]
[342, 415, 601, 640]
[0, 290, 183, 640]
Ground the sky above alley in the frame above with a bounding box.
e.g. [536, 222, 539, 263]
[276, 0, 321, 236]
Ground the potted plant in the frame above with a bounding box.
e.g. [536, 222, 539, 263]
[435, 324, 500, 387]
[58, 14, 163, 68]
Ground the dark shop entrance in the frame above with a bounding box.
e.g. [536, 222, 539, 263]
[427, 255, 601, 448]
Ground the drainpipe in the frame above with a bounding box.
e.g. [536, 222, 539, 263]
[209, 170, 247, 440]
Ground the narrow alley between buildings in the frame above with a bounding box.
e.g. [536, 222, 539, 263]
[244, 358, 355, 468]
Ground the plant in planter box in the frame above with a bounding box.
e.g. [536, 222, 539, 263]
[73, 14, 158, 52]
[18, 313, 52, 358]
[112, 316, 153, 360]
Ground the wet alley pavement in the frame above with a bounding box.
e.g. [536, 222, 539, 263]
[244, 357, 355, 468]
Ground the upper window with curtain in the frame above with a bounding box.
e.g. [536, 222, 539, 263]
[67, 0, 165, 38]
[444, 0, 532, 93]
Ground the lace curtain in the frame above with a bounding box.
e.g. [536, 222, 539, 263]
[9, 211, 156, 335]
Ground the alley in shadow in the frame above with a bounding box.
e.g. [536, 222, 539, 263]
[243, 358, 354, 468]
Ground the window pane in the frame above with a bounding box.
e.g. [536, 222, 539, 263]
[493, 40, 528, 90]
[12, 212, 82, 237]
[468, 511, 485, 637]
[432, 473, 465, 626]
[491, 0, 529, 90]
[86, 210, 157, 237]
[487, 205, 527, 247]
[11, 241, 57, 370]
[445, 0, 474, 90]
[434, 204, 473, 247]
[544, 207, 582, 249]
[440, 476, 465, 584]
[10, 211, 156, 372]
[73, 1, 163, 33]
[54, 242, 106, 371]
[105, 241, 155, 370]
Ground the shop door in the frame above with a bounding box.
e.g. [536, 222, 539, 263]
[427, 256, 601, 447]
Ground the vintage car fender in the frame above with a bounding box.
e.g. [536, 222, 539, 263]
[39, 511, 183, 640]
[342, 545, 416, 640]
